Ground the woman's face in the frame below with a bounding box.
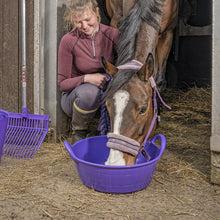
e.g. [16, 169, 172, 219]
[74, 8, 99, 36]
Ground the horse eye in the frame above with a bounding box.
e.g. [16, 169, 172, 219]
[138, 105, 148, 115]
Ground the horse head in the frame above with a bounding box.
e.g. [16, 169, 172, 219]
[102, 53, 156, 166]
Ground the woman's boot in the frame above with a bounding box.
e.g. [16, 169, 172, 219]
[71, 106, 96, 144]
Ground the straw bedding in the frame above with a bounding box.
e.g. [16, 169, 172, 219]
[0, 87, 220, 220]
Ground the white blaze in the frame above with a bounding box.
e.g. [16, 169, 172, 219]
[113, 90, 130, 134]
[105, 90, 129, 166]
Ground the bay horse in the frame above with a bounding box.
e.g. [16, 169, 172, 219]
[100, 0, 175, 166]
[102, 54, 156, 166]
[105, 0, 179, 91]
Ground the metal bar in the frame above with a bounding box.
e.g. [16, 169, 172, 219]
[21, 0, 27, 109]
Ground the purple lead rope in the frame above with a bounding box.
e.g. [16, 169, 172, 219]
[98, 74, 111, 135]
[142, 76, 171, 147]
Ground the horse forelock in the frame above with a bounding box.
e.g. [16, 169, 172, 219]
[116, 0, 165, 66]
[104, 69, 136, 100]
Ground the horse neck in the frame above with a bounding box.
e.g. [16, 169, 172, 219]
[134, 22, 160, 64]
[116, 0, 165, 66]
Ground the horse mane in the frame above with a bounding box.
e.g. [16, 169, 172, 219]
[116, 0, 165, 66]
[104, 0, 165, 100]
[104, 69, 136, 99]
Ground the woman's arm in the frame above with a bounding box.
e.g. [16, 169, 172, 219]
[57, 34, 84, 92]
[84, 73, 109, 89]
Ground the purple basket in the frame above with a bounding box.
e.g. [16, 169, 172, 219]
[64, 134, 166, 193]
[0, 110, 9, 163]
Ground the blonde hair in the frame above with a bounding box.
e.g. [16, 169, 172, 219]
[64, 0, 101, 31]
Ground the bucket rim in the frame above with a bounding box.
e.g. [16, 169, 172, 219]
[64, 134, 165, 169]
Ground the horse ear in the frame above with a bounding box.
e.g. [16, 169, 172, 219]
[137, 53, 154, 81]
[102, 56, 118, 78]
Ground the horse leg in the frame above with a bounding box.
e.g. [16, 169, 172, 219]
[154, 0, 178, 90]
[105, 0, 137, 28]
[105, 0, 123, 28]
[155, 30, 174, 91]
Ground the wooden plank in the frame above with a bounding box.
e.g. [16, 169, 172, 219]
[0, 0, 34, 113]
[0, 0, 19, 113]
[179, 20, 212, 37]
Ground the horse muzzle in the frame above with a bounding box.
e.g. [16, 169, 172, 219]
[106, 133, 141, 156]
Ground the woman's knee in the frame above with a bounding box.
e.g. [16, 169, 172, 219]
[75, 84, 101, 111]
[61, 92, 75, 117]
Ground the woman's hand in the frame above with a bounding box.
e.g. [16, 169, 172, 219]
[84, 73, 109, 89]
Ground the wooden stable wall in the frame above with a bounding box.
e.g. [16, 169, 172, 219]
[0, 0, 34, 113]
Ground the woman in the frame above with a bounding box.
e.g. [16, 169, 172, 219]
[58, 0, 119, 143]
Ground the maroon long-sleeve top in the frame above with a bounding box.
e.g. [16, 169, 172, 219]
[58, 24, 119, 92]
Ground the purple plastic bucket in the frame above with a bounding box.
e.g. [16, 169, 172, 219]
[0, 110, 9, 162]
[64, 134, 166, 194]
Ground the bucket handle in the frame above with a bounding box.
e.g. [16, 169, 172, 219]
[150, 134, 166, 158]
[63, 140, 78, 161]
